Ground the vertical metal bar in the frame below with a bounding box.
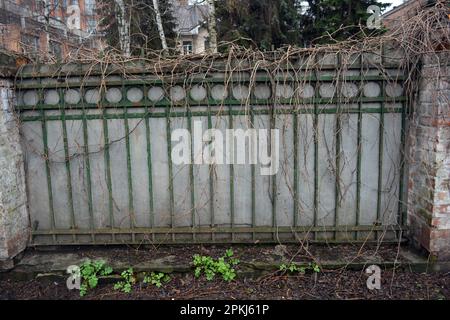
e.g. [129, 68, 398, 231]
[293, 100, 299, 229]
[251, 110, 256, 240]
[59, 88, 76, 243]
[335, 110, 341, 240]
[80, 87, 95, 243]
[398, 95, 407, 228]
[187, 104, 196, 240]
[165, 102, 175, 241]
[40, 86, 56, 244]
[144, 85, 155, 241]
[334, 53, 342, 240]
[355, 54, 364, 240]
[313, 63, 319, 240]
[123, 86, 135, 243]
[271, 87, 277, 241]
[377, 53, 385, 228]
[102, 89, 115, 242]
[228, 103, 235, 241]
[207, 101, 215, 242]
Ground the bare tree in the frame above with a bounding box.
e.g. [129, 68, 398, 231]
[114, 0, 131, 57]
[152, 0, 168, 53]
[207, 0, 218, 53]
[41, 0, 51, 56]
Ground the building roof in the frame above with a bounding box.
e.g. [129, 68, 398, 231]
[173, 4, 209, 35]
[382, 0, 432, 19]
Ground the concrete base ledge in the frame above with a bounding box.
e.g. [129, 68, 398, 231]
[1, 247, 449, 282]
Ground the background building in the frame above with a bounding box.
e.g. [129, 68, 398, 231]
[173, 0, 209, 55]
[0, 0, 99, 60]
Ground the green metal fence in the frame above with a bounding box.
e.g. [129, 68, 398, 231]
[16, 56, 408, 245]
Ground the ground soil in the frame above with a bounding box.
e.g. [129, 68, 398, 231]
[0, 270, 448, 300]
[0, 244, 448, 300]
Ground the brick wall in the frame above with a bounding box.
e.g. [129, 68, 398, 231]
[407, 53, 450, 260]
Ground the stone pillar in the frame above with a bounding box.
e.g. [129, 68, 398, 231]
[0, 79, 30, 269]
[407, 53, 450, 261]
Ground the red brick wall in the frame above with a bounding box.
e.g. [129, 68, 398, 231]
[407, 53, 450, 260]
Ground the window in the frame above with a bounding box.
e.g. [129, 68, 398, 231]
[182, 41, 193, 55]
[21, 34, 40, 55]
[50, 41, 62, 59]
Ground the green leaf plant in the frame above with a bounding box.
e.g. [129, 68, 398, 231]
[114, 268, 136, 293]
[143, 272, 171, 288]
[193, 248, 240, 282]
[79, 260, 113, 297]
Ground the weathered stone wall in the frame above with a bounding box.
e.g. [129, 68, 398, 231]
[407, 53, 450, 260]
[0, 79, 29, 267]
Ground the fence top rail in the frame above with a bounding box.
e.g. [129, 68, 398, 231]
[14, 45, 407, 80]
[14, 74, 407, 90]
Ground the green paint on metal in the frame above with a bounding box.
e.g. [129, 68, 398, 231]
[355, 56, 364, 240]
[228, 103, 235, 241]
[80, 87, 95, 243]
[19, 107, 404, 122]
[15, 96, 407, 111]
[17, 63, 409, 246]
[187, 106, 196, 240]
[15, 74, 406, 90]
[207, 103, 215, 241]
[39, 87, 56, 244]
[334, 58, 342, 239]
[144, 102, 155, 234]
[165, 104, 175, 240]
[31, 225, 405, 235]
[123, 102, 135, 242]
[313, 69, 319, 239]
[59, 88, 76, 243]
[271, 104, 277, 240]
[251, 110, 256, 240]
[293, 101, 299, 228]
[17, 64, 407, 80]
[376, 80, 386, 226]
[335, 109, 341, 238]
[102, 95, 115, 242]
[398, 100, 407, 226]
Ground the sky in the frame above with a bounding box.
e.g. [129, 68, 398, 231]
[380, 0, 406, 12]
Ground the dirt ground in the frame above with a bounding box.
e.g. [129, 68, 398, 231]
[0, 244, 448, 300]
[0, 270, 448, 300]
